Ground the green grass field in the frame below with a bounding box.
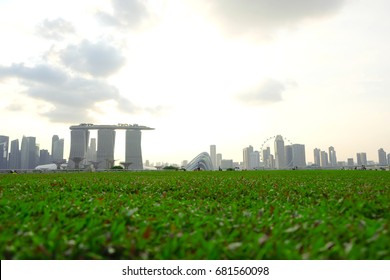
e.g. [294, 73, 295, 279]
[0, 170, 389, 260]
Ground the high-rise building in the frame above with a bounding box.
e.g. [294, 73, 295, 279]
[0, 135, 9, 169]
[328, 146, 337, 167]
[262, 147, 271, 167]
[97, 129, 116, 169]
[387, 154, 390, 165]
[86, 138, 97, 163]
[52, 136, 64, 162]
[292, 144, 306, 167]
[39, 149, 51, 165]
[243, 145, 254, 170]
[68, 129, 90, 169]
[378, 148, 387, 166]
[216, 153, 222, 169]
[125, 129, 143, 170]
[51, 135, 59, 158]
[9, 139, 21, 169]
[274, 135, 285, 169]
[357, 152, 367, 166]
[285, 145, 293, 168]
[20, 136, 38, 169]
[320, 151, 328, 167]
[210, 145, 216, 170]
[250, 151, 260, 170]
[347, 158, 354, 167]
[313, 148, 321, 166]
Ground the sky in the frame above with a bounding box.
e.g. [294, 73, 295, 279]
[1, 0, 389, 165]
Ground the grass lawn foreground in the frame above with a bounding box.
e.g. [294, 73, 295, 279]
[0, 170, 389, 259]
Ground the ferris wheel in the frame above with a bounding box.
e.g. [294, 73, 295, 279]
[259, 135, 294, 167]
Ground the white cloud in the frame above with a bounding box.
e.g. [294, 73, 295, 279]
[59, 40, 126, 77]
[238, 79, 297, 105]
[36, 18, 76, 40]
[196, 0, 345, 38]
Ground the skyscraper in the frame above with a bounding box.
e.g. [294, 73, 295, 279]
[210, 145, 216, 170]
[20, 136, 38, 169]
[357, 152, 367, 166]
[274, 135, 285, 169]
[320, 151, 328, 167]
[97, 129, 116, 169]
[9, 139, 20, 169]
[347, 158, 354, 167]
[0, 135, 9, 169]
[52, 135, 64, 162]
[292, 144, 306, 167]
[328, 146, 337, 167]
[86, 138, 97, 163]
[284, 145, 293, 168]
[243, 145, 254, 170]
[68, 129, 89, 169]
[313, 148, 321, 166]
[216, 153, 222, 169]
[125, 129, 143, 170]
[262, 147, 271, 168]
[39, 149, 51, 165]
[378, 148, 387, 166]
[250, 151, 260, 170]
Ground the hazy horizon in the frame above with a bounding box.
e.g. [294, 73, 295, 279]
[1, 0, 389, 165]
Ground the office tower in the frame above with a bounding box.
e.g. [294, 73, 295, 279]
[216, 153, 222, 169]
[68, 129, 90, 169]
[357, 152, 367, 166]
[243, 145, 254, 170]
[285, 145, 293, 168]
[274, 135, 285, 169]
[9, 139, 21, 169]
[125, 129, 143, 170]
[320, 151, 328, 167]
[0, 135, 9, 169]
[378, 148, 387, 166]
[347, 158, 354, 167]
[97, 129, 116, 169]
[262, 146, 270, 167]
[210, 145, 216, 170]
[313, 148, 321, 166]
[387, 154, 390, 165]
[86, 138, 97, 162]
[20, 136, 38, 169]
[250, 150, 260, 170]
[51, 135, 59, 158]
[292, 144, 306, 167]
[39, 149, 51, 165]
[328, 146, 337, 167]
[52, 136, 64, 162]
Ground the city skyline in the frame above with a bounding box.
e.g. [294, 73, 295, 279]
[1, 0, 390, 164]
[1, 130, 389, 170]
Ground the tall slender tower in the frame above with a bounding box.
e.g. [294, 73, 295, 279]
[210, 145, 216, 170]
[9, 139, 21, 169]
[274, 135, 285, 169]
[328, 146, 337, 167]
[313, 148, 321, 166]
[378, 148, 387, 166]
[68, 130, 89, 169]
[20, 136, 38, 169]
[125, 130, 143, 170]
[97, 129, 116, 169]
[0, 135, 9, 169]
[243, 145, 254, 170]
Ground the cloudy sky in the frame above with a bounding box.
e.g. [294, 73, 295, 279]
[1, 0, 389, 165]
